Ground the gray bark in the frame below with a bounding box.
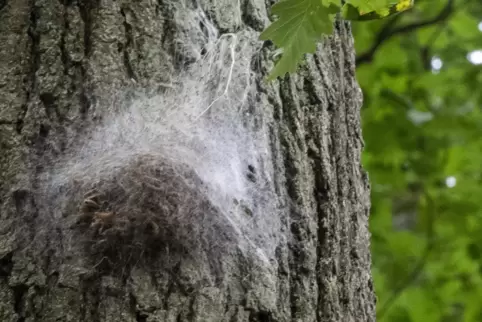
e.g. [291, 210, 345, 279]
[0, 1, 375, 321]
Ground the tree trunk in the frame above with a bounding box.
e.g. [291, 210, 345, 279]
[0, 1, 375, 321]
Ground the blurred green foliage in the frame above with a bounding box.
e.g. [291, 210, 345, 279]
[352, 0, 482, 320]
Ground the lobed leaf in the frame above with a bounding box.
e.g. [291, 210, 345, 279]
[259, 0, 338, 80]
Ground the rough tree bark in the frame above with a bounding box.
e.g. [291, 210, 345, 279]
[0, 1, 375, 322]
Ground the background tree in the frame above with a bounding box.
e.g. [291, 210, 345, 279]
[0, 1, 375, 322]
[354, 0, 482, 320]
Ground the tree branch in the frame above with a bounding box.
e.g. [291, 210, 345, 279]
[356, 0, 455, 65]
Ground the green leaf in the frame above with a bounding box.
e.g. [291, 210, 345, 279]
[449, 10, 482, 41]
[342, 0, 414, 21]
[347, 0, 390, 13]
[259, 0, 338, 80]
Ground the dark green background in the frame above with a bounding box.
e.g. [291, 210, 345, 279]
[353, 0, 482, 320]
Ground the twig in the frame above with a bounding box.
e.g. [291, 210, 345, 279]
[356, 0, 455, 65]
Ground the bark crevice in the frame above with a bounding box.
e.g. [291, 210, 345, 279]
[119, 7, 137, 82]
